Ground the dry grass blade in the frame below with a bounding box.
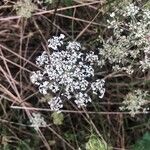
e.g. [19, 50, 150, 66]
[10, 106, 150, 115]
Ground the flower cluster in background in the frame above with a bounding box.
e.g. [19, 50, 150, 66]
[14, 0, 37, 18]
[14, 0, 53, 18]
[119, 90, 149, 117]
[98, 3, 150, 74]
[30, 34, 105, 111]
[30, 113, 47, 130]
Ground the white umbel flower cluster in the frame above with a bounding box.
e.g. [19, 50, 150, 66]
[119, 90, 149, 117]
[122, 3, 139, 17]
[91, 79, 105, 98]
[48, 34, 65, 50]
[99, 3, 150, 73]
[74, 92, 92, 108]
[30, 113, 47, 130]
[48, 97, 63, 111]
[30, 34, 105, 111]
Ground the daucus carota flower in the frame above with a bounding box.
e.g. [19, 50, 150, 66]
[119, 90, 149, 117]
[30, 113, 47, 130]
[48, 97, 63, 112]
[30, 34, 105, 111]
[99, 3, 150, 73]
[14, 0, 37, 18]
[48, 34, 65, 50]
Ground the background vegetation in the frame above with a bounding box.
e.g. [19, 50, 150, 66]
[0, 0, 150, 150]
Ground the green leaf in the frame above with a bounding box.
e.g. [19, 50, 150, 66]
[132, 132, 150, 150]
[63, 0, 73, 6]
[17, 140, 33, 150]
[85, 134, 112, 150]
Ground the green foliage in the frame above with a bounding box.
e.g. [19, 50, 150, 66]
[0, 124, 40, 150]
[132, 132, 150, 150]
[64, 131, 76, 142]
[51, 112, 64, 125]
[143, 1, 150, 9]
[62, 0, 73, 6]
[17, 140, 34, 150]
[85, 134, 112, 150]
[62, 0, 73, 16]
[1, 139, 38, 150]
